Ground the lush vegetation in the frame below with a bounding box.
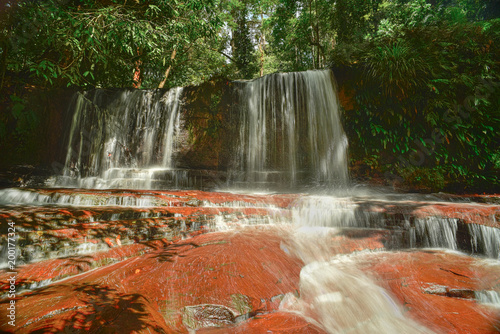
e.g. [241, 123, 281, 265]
[330, 1, 500, 192]
[0, 0, 499, 191]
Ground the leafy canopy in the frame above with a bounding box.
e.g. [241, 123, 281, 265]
[1, 0, 223, 89]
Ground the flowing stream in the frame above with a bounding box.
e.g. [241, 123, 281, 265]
[1, 69, 499, 332]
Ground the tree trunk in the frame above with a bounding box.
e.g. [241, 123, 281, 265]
[314, 0, 320, 67]
[158, 48, 177, 89]
[0, 41, 7, 91]
[259, 11, 265, 77]
[132, 47, 142, 89]
[309, 0, 315, 69]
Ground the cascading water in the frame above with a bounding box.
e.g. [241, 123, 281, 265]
[231, 70, 349, 188]
[49, 87, 185, 189]
[1, 69, 499, 332]
[273, 194, 500, 333]
[48, 69, 348, 190]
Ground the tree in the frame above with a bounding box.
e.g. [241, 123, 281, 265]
[0, 0, 223, 89]
[266, 0, 382, 71]
[268, 0, 313, 71]
[232, 3, 259, 78]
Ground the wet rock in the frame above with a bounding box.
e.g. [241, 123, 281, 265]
[0, 228, 307, 333]
[1, 189, 500, 333]
[422, 284, 477, 299]
[355, 250, 500, 333]
[186, 199, 202, 207]
[182, 304, 236, 330]
[0, 241, 166, 296]
[197, 312, 327, 333]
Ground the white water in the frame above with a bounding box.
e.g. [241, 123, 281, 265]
[2, 188, 499, 260]
[0, 188, 157, 207]
[49, 87, 185, 189]
[415, 217, 459, 250]
[274, 195, 499, 332]
[279, 252, 432, 333]
[233, 70, 349, 188]
[475, 290, 500, 308]
[469, 223, 500, 259]
[276, 221, 431, 333]
[2, 69, 499, 332]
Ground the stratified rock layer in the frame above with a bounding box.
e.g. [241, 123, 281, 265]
[0, 190, 499, 333]
[0, 228, 322, 333]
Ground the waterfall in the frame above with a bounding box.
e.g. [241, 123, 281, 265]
[49, 69, 349, 190]
[52, 87, 185, 189]
[414, 217, 459, 251]
[232, 70, 349, 188]
[475, 290, 500, 308]
[3, 68, 500, 333]
[468, 223, 500, 259]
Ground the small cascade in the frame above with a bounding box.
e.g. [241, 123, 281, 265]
[283, 195, 500, 259]
[413, 218, 500, 260]
[51, 87, 185, 189]
[279, 222, 432, 333]
[280, 256, 432, 333]
[2, 188, 498, 260]
[231, 70, 349, 189]
[0, 188, 158, 207]
[286, 195, 372, 228]
[414, 217, 459, 251]
[475, 290, 500, 308]
[277, 195, 499, 333]
[468, 223, 500, 259]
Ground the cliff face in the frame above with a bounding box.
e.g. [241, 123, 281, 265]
[6, 70, 345, 191]
[0, 88, 77, 170]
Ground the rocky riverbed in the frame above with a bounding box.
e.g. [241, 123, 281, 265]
[0, 189, 499, 333]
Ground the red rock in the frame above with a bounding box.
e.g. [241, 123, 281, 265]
[6, 283, 175, 334]
[355, 251, 500, 333]
[2, 189, 500, 333]
[357, 200, 500, 228]
[0, 227, 306, 333]
[329, 229, 388, 253]
[0, 241, 165, 294]
[104, 237, 114, 247]
[197, 312, 327, 333]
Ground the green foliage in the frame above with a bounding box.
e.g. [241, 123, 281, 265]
[0, 0, 227, 162]
[396, 165, 447, 192]
[268, 0, 309, 71]
[330, 0, 382, 44]
[335, 15, 500, 191]
[0, 0, 498, 191]
[364, 41, 430, 97]
[0, 91, 47, 166]
[492, 152, 500, 170]
[9, 94, 38, 136]
[232, 5, 259, 79]
[1, 0, 223, 89]
[266, 0, 382, 71]
[375, 0, 438, 37]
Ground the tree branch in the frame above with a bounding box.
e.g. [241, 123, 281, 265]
[209, 48, 234, 62]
